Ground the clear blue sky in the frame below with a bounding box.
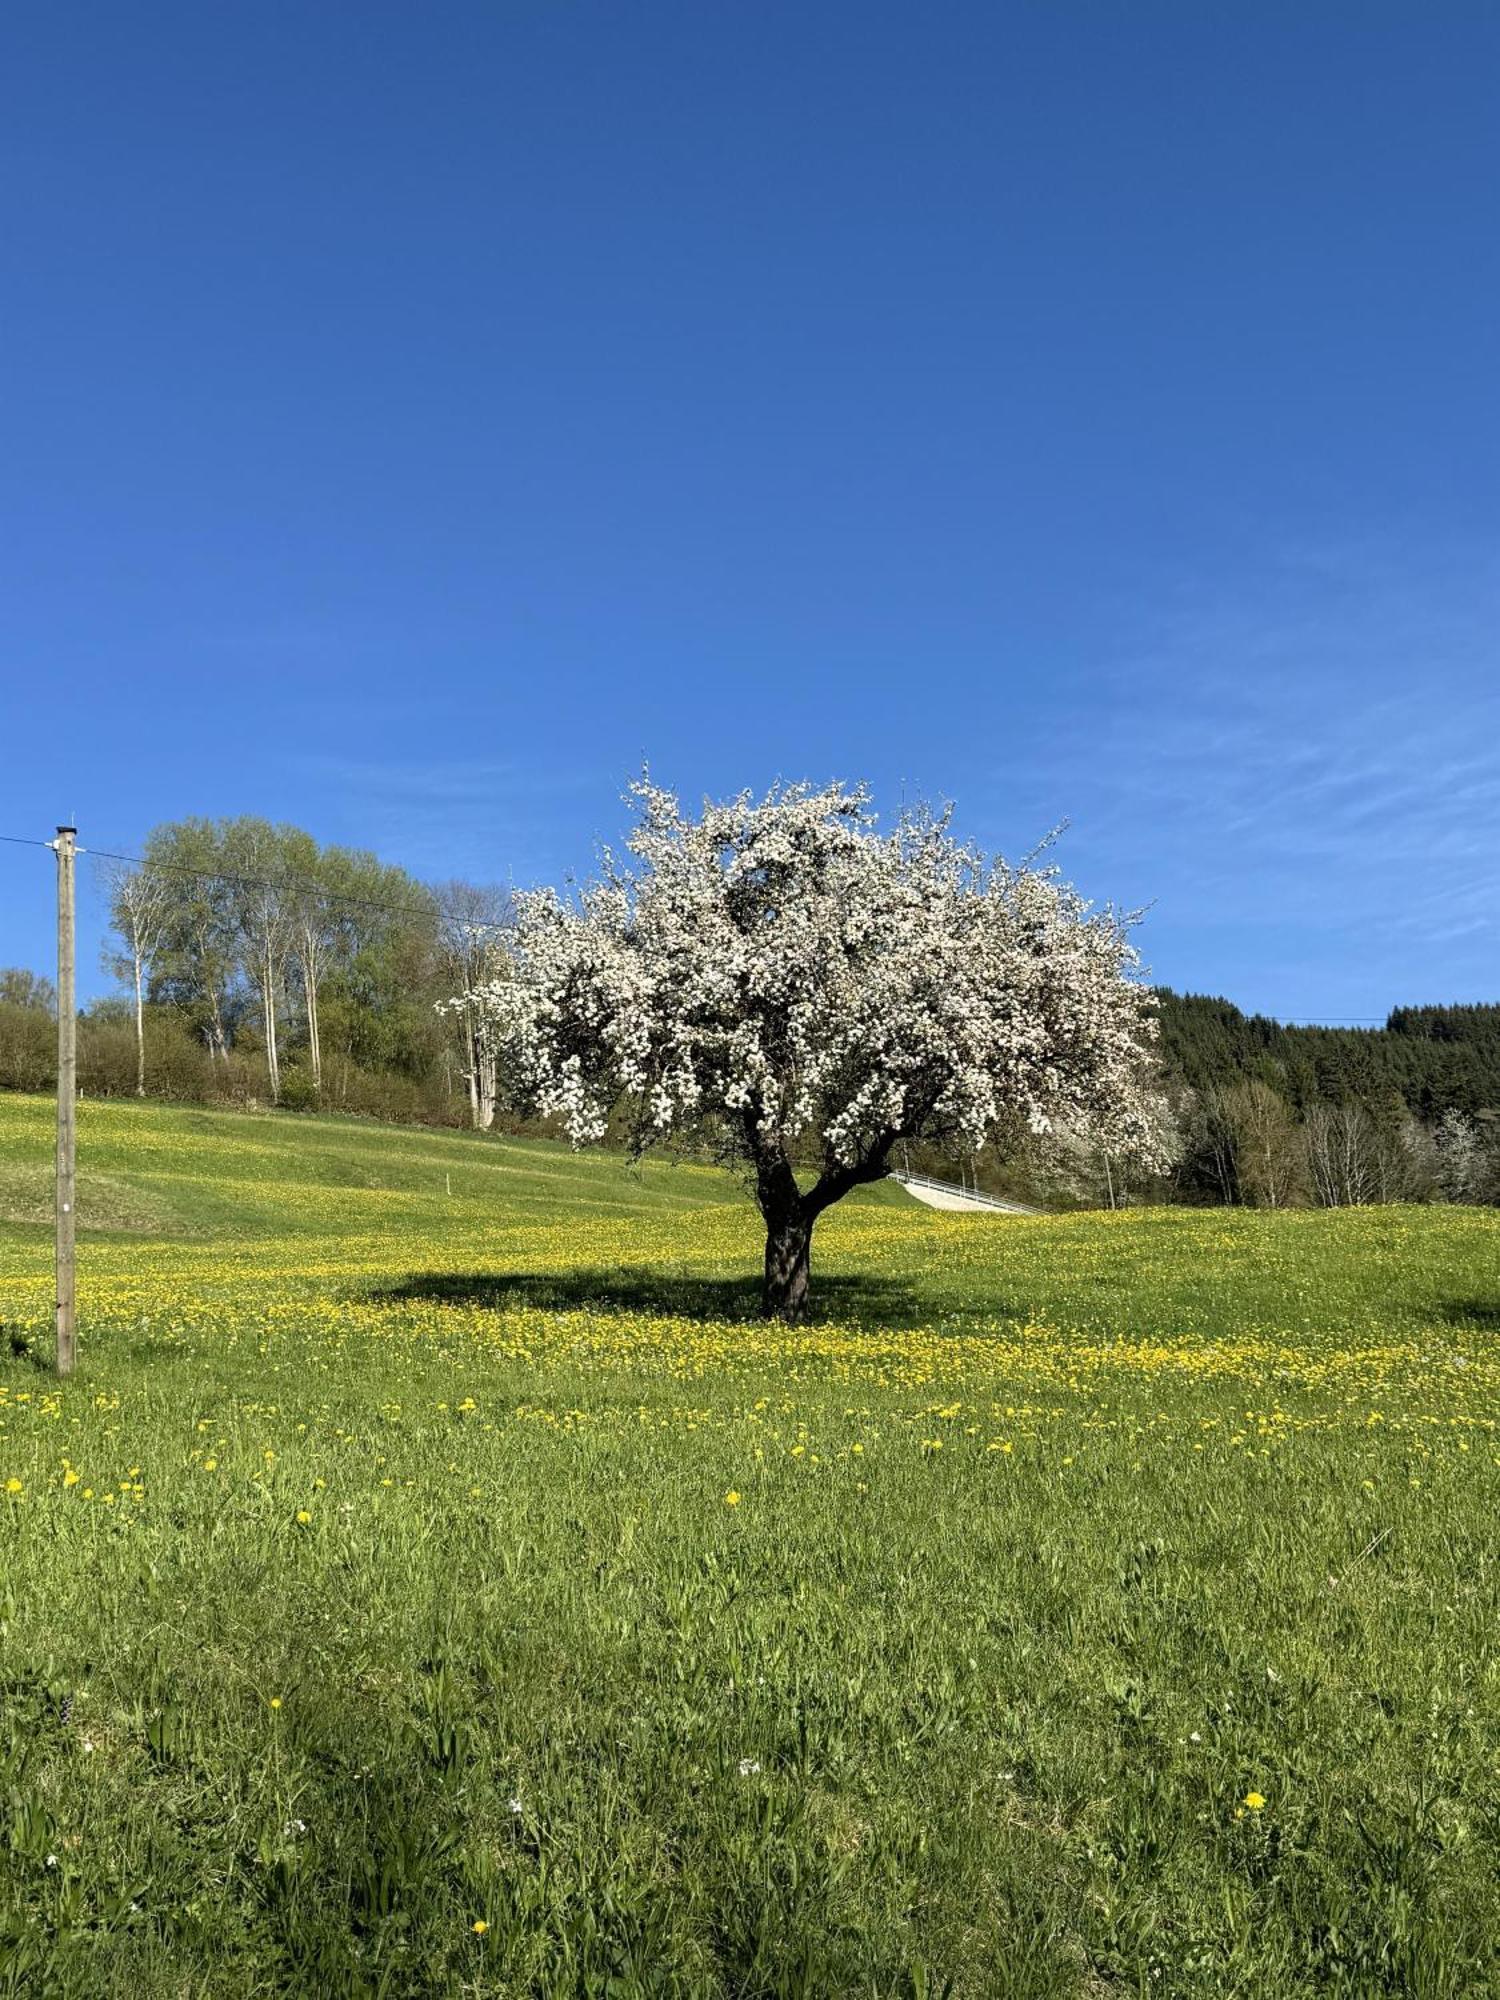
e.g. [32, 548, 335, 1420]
[3, 3, 1497, 1017]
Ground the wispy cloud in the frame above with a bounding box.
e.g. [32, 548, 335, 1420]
[981, 543, 1500, 1009]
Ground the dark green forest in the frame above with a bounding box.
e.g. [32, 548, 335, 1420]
[1, 818, 1496, 1207]
[1157, 991, 1500, 1122]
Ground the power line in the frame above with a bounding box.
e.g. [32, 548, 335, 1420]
[1, 831, 517, 935]
[0, 830, 1481, 1018]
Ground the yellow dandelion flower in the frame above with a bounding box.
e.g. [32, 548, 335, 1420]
[723, 1489, 741, 1506]
[296, 1509, 312, 1525]
[4, 1479, 22, 1496]
[472, 1919, 488, 1935]
[269, 1696, 283, 1710]
[1244, 1791, 1266, 1811]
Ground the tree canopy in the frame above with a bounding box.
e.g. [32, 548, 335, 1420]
[462, 780, 1162, 1316]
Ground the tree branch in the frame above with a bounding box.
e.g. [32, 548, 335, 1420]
[804, 1130, 898, 1218]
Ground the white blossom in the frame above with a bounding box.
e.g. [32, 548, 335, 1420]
[457, 779, 1161, 1315]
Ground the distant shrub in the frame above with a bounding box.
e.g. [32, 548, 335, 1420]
[77, 1018, 138, 1097]
[75, 1011, 215, 1102]
[0, 1004, 55, 1093]
[208, 1052, 271, 1109]
[277, 1065, 320, 1112]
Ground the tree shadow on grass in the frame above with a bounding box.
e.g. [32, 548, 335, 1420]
[370, 1267, 938, 1329]
[1436, 1298, 1500, 1331]
[3, 1326, 54, 1374]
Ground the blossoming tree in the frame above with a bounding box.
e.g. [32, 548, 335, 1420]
[463, 780, 1161, 1319]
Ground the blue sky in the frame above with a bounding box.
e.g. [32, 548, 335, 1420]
[2, 2, 1496, 1016]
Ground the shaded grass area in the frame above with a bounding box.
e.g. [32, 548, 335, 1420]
[371, 1266, 933, 1325]
[0, 1094, 1498, 1996]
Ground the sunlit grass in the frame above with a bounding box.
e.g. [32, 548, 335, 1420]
[1, 1095, 1498, 1995]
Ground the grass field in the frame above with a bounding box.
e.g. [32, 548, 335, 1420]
[1, 1094, 1498, 1997]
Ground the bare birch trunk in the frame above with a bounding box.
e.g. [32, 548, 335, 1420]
[465, 1018, 481, 1127]
[476, 1034, 497, 1131]
[301, 944, 322, 1090]
[462, 1013, 497, 1129]
[263, 948, 281, 1102]
[133, 953, 146, 1097]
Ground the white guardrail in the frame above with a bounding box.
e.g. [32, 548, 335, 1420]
[887, 1170, 1037, 1214]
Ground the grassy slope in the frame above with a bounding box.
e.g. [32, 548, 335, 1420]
[1, 1095, 1498, 1998]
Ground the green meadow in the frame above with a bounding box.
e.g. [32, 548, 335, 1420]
[1, 1094, 1498, 1997]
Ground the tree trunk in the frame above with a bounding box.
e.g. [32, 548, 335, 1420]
[207, 991, 228, 1062]
[133, 954, 146, 1097]
[476, 1038, 497, 1131]
[463, 1016, 497, 1130]
[262, 949, 281, 1103]
[304, 959, 321, 1090]
[465, 1019, 482, 1128]
[763, 1209, 812, 1322]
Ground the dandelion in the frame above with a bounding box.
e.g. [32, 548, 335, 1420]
[723, 1489, 741, 1506]
[4, 1479, 21, 1496]
[63, 1467, 80, 1487]
[472, 1919, 489, 1935]
[295, 1509, 312, 1525]
[1244, 1791, 1266, 1811]
[269, 1696, 283, 1711]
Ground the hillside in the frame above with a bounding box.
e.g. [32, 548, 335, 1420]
[0, 1094, 755, 1244]
[2, 1095, 1499, 1992]
[1157, 991, 1500, 1119]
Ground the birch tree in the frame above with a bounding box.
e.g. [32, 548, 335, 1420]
[1225, 1079, 1304, 1208]
[434, 880, 511, 1129]
[283, 831, 346, 1093]
[459, 780, 1162, 1318]
[223, 819, 293, 1103]
[102, 859, 172, 1096]
[145, 820, 239, 1058]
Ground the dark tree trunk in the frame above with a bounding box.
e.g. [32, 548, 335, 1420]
[749, 1121, 900, 1321]
[763, 1209, 812, 1322]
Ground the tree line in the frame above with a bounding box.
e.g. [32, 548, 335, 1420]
[0, 818, 1496, 1206]
[1148, 991, 1500, 1209]
[0, 818, 512, 1129]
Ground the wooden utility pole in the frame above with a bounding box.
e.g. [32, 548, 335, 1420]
[55, 825, 77, 1376]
